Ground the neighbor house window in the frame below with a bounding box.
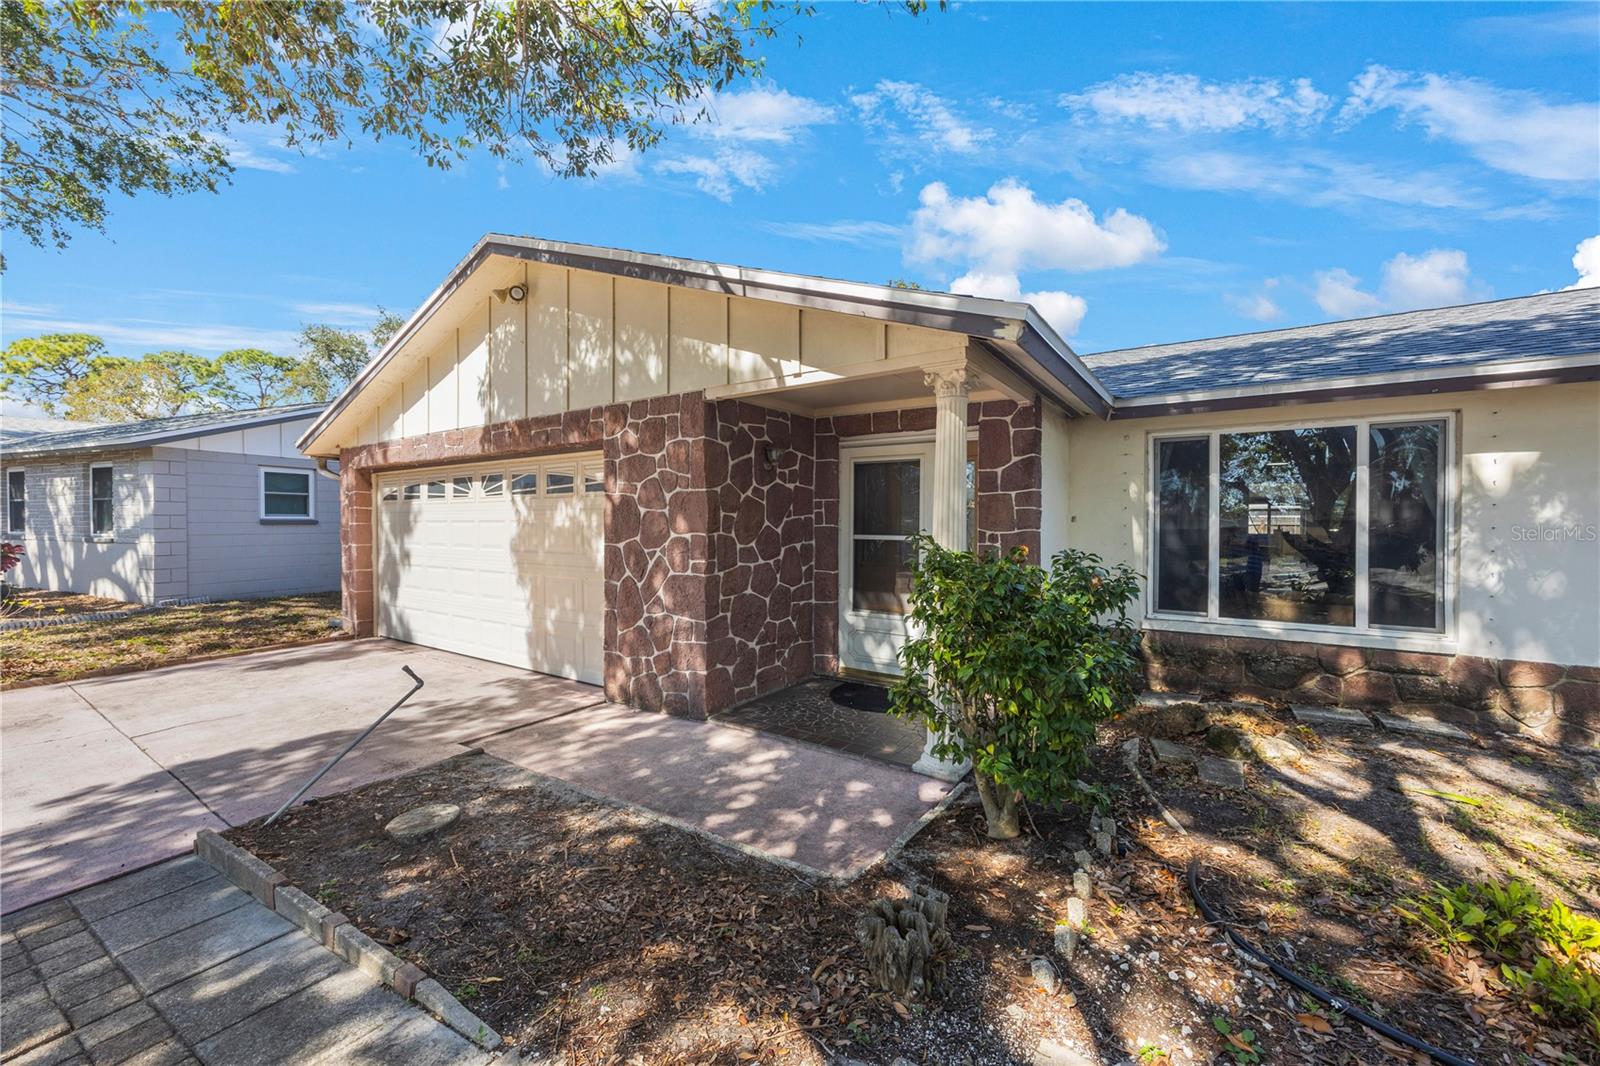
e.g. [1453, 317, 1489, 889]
[6, 470, 24, 533]
[90, 464, 114, 536]
[1150, 416, 1450, 636]
[260, 468, 314, 519]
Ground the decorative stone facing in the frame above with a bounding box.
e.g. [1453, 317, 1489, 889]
[1141, 629, 1600, 747]
[811, 399, 1044, 675]
[603, 392, 717, 716]
[706, 400, 818, 711]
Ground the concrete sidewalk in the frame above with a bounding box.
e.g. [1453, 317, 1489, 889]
[3, 639, 604, 912]
[480, 702, 955, 878]
[1, 856, 489, 1065]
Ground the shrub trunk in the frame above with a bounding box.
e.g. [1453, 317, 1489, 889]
[974, 774, 1021, 840]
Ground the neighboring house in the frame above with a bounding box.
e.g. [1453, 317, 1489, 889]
[2, 405, 340, 605]
[295, 234, 1600, 758]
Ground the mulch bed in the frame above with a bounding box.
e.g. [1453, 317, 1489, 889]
[0, 591, 345, 686]
[230, 703, 1600, 1065]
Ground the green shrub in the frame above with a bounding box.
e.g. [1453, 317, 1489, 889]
[1399, 878, 1600, 1040]
[889, 537, 1143, 839]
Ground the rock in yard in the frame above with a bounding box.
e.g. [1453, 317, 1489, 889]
[1375, 713, 1470, 740]
[1093, 830, 1114, 857]
[1072, 849, 1093, 871]
[1205, 725, 1247, 758]
[1072, 869, 1092, 900]
[1151, 738, 1198, 764]
[385, 803, 462, 843]
[1053, 924, 1079, 961]
[1290, 704, 1370, 728]
[1032, 1038, 1097, 1066]
[1065, 896, 1087, 929]
[1198, 756, 1248, 790]
[1246, 733, 1305, 763]
[1030, 956, 1059, 994]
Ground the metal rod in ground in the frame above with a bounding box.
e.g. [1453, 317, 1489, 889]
[264, 666, 424, 826]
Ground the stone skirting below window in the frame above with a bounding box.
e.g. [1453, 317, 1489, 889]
[1140, 629, 1599, 748]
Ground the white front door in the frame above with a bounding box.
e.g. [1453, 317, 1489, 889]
[839, 442, 934, 675]
[375, 454, 606, 684]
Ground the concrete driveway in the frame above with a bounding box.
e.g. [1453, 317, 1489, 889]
[2, 640, 603, 913]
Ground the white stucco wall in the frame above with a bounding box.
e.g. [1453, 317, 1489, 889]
[1062, 382, 1600, 667]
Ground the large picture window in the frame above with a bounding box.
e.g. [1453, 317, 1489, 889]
[1150, 416, 1449, 636]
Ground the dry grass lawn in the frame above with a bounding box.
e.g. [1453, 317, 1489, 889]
[1, 592, 345, 687]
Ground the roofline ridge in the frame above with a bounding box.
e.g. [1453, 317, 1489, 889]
[1083, 288, 1595, 360]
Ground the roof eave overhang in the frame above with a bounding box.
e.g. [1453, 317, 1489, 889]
[1104, 351, 1600, 419]
[296, 235, 1111, 454]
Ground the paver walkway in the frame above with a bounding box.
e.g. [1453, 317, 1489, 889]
[0, 856, 489, 1065]
[2, 639, 603, 911]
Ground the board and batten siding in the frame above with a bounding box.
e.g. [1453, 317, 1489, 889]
[349, 259, 963, 448]
[1062, 382, 1600, 668]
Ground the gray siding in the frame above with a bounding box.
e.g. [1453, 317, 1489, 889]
[168, 448, 340, 599]
[1, 450, 159, 603]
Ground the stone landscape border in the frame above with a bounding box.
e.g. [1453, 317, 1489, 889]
[193, 830, 502, 1051]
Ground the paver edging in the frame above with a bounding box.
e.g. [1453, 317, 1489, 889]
[192, 830, 502, 1051]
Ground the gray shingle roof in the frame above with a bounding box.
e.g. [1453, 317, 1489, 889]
[1081, 289, 1600, 401]
[1, 404, 326, 457]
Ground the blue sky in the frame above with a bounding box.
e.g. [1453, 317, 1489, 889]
[3, 2, 1597, 384]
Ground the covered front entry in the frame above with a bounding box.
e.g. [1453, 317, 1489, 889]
[374, 453, 606, 683]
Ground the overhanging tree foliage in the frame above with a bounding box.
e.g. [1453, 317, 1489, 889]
[4, 1, 939, 251]
[890, 538, 1144, 840]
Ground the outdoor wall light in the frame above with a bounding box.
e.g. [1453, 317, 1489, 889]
[764, 445, 786, 466]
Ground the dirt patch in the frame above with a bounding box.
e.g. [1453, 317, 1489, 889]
[230, 710, 1599, 1065]
[0, 588, 142, 620]
[0, 592, 345, 687]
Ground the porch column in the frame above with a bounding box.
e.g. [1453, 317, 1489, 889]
[912, 368, 975, 782]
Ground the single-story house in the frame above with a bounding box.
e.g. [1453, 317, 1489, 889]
[2, 404, 341, 605]
[295, 235, 1600, 756]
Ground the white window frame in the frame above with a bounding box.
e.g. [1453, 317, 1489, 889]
[6, 468, 25, 535]
[259, 466, 316, 520]
[1145, 411, 1458, 653]
[89, 463, 115, 539]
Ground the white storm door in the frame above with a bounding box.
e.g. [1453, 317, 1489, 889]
[838, 442, 934, 675]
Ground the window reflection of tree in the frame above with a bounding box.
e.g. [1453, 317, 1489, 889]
[1221, 428, 1356, 625]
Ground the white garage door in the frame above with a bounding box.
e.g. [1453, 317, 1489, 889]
[375, 453, 606, 684]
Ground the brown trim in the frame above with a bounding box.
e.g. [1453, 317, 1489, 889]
[1107, 362, 1600, 419]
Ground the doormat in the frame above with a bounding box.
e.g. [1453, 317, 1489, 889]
[830, 681, 891, 714]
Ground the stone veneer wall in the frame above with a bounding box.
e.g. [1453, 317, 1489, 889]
[1141, 629, 1599, 747]
[812, 399, 1043, 675]
[705, 401, 818, 710]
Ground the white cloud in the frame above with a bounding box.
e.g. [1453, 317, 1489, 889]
[1313, 249, 1489, 317]
[757, 219, 903, 247]
[948, 270, 1087, 337]
[291, 302, 382, 326]
[656, 149, 775, 202]
[851, 80, 990, 156]
[698, 85, 835, 144]
[0, 309, 300, 355]
[219, 135, 297, 174]
[1161, 149, 1484, 212]
[1063, 73, 1331, 132]
[1224, 286, 1283, 322]
[908, 179, 1165, 274]
[1564, 236, 1600, 290]
[1341, 65, 1600, 182]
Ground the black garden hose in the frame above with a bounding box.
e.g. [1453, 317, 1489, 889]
[1186, 858, 1476, 1066]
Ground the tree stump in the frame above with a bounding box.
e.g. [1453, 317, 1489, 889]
[855, 883, 953, 1002]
